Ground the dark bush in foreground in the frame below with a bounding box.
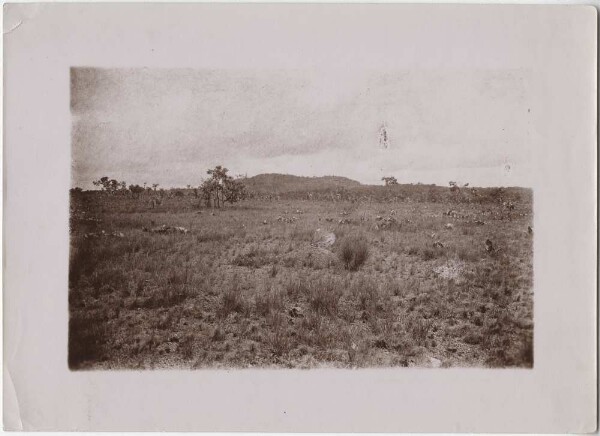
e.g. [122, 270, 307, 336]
[338, 235, 369, 271]
[68, 313, 108, 368]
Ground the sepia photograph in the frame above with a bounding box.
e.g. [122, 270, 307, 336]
[69, 67, 534, 370]
[4, 3, 596, 431]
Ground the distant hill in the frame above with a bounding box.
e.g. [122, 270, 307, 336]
[244, 173, 362, 194]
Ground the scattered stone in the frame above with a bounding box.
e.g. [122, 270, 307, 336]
[262, 220, 268, 225]
[503, 201, 515, 210]
[429, 357, 442, 368]
[338, 219, 351, 224]
[375, 215, 383, 221]
[277, 216, 298, 223]
[83, 230, 126, 239]
[445, 223, 454, 230]
[433, 260, 465, 281]
[143, 225, 189, 234]
[376, 216, 399, 230]
[311, 229, 336, 249]
[528, 226, 533, 235]
[433, 241, 444, 248]
[444, 210, 462, 218]
[474, 220, 485, 225]
[79, 217, 103, 223]
[288, 306, 303, 318]
[447, 346, 457, 353]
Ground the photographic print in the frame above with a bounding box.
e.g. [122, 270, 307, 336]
[5, 3, 597, 432]
[69, 68, 534, 369]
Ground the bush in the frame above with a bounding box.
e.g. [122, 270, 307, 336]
[338, 235, 369, 271]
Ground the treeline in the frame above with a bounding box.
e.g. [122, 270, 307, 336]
[71, 170, 531, 207]
[247, 184, 531, 206]
[71, 166, 248, 208]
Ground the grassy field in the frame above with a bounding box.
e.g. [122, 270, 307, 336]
[69, 185, 533, 369]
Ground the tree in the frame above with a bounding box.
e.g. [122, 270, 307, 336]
[382, 176, 398, 186]
[200, 165, 247, 208]
[223, 176, 247, 204]
[93, 176, 125, 195]
[92, 176, 110, 190]
[128, 184, 145, 198]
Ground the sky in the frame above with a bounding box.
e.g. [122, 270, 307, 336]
[71, 68, 533, 189]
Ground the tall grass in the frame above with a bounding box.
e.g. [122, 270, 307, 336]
[308, 276, 342, 316]
[338, 235, 369, 271]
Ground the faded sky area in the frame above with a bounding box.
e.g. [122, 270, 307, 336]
[71, 68, 534, 189]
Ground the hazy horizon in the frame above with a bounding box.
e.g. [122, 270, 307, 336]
[71, 68, 534, 189]
[75, 170, 531, 191]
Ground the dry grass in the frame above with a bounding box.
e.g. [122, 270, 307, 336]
[338, 235, 369, 271]
[69, 190, 533, 369]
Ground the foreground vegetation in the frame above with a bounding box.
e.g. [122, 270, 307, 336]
[69, 183, 533, 369]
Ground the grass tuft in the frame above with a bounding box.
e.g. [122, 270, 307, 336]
[338, 235, 369, 271]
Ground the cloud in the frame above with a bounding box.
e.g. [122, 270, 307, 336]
[71, 68, 533, 188]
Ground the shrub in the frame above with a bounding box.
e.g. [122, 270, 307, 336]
[338, 235, 369, 271]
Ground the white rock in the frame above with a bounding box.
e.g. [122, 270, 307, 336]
[429, 357, 442, 368]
